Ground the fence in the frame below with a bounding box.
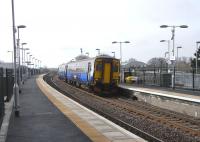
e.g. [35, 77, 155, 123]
[124, 66, 200, 91]
[0, 68, 14, 126]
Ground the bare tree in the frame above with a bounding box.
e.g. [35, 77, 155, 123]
[147, 57, 168, 68]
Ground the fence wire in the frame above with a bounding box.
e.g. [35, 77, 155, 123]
[123, 67, 200, 91]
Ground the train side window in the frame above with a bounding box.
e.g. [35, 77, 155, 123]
[113, 64, 119, 72]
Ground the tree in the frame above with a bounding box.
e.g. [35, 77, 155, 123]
[123, 58, 146, 68]
[147, 57, 168, 68]
[75, 55, 89, 61]
[177, 57, 192, 72]
[190, 46, 200, 69]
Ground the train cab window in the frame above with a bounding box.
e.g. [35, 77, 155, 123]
[96, 63, 102, 71]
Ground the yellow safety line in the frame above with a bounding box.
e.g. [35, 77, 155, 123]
[36, 76, 110, 142]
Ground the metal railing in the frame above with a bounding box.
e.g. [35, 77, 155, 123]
[123, 66, 200, 91]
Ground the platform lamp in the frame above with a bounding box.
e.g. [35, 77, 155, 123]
[176, 46, 182, 71]
[26, 52, 30, 78]
[112, 41, 130, 83]
[111, 51, 115, 57]
[17, 25, 26, 94]
[160, 25, 188, 89]
[196, 41, 200, 74]
[96, 48, 100, 55]
[11, 0, 27, 116]
[160, 40, 170, 60]
[85, 52, 89, 57]
[29, 55, 32, 76]
[20, 42, 27, 83]
[8, 51, 14, 69]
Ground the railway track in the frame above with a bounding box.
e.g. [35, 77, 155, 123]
[43, 73, 200, 142]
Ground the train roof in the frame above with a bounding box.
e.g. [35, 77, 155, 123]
[58, 54, 119, 67]
[71, 54, 118, 62]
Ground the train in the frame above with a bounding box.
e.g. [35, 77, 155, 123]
[58, 55, 120, 93]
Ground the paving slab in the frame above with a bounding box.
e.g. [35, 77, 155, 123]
[6, 76, 91, 142]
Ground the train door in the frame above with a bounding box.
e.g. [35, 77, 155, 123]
[87, 62, 91, 82]
[103, 62, 111, 84]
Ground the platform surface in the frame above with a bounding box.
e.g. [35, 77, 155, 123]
[119, 84, 200, 103]
[6, 76, 91, 142]
[5, 75, 146, 142]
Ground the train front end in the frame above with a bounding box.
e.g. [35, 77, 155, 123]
[93, 56, 120, 93]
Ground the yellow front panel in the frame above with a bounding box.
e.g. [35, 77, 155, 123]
[94, 61, 102, 79]
[94, 71, 101, 79]
[103, 63, 111, 83]
[112, 60, 120, 80]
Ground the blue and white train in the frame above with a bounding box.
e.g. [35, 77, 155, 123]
[58, 55, 120, 92]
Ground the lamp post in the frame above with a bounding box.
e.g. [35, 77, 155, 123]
[8, 51, 14, 69]
[160, 40, 170, 60]
[39, 60, 42, 69]
[34, 58, 37, 74]
[112, 51, 115, 57]
[85, 52, 89, 56]
[176, 46, 182, 71]
[112, 41, 130, 83]
[21, 43, 27, 65]
[37, 60, 40, 73]
[80, 48, 83, 55]
[196, 41, 200, 74]
[20, 43, 27, 83]
[11, 0, 21, 117]
[96, 48, 100, 55]
[160, 25, 188, 57]
[165, 51, 169, 58]
[32, 57, 35, 75]
[160, 25, 188, 89]
[26, 52, 30, 78]
[112, 41, 130, 64]
[17, 25, 26, 92]
[29, 55, 32, 76]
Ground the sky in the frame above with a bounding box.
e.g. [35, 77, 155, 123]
[0, 0, 200, 68]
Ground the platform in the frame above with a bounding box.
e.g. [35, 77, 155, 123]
[119, 84, 200, 103]
[5, 76, 91, 142]
[3, 75, 146, 142]
[119, 84, 200, 118]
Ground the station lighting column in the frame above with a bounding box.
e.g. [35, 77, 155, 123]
[112, 41, 130, 82]
[17, 25, 26, 93]
[26, 52, 30, 78]
[8, 51, 14, 69]
[160, 25, 188, 89]
[196, 41, 200, 74]
[96, 48, 100, 55]
[160, 40, 170, 60]
[20, 43, 27, 83]
[23, 47, 29, 80]
[112, 51, 115, 57]
[176, 46, 182, 71]
[11, 0, 23, 117]
[85, 52, 89, 56]
[29, 55, 32, 76]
